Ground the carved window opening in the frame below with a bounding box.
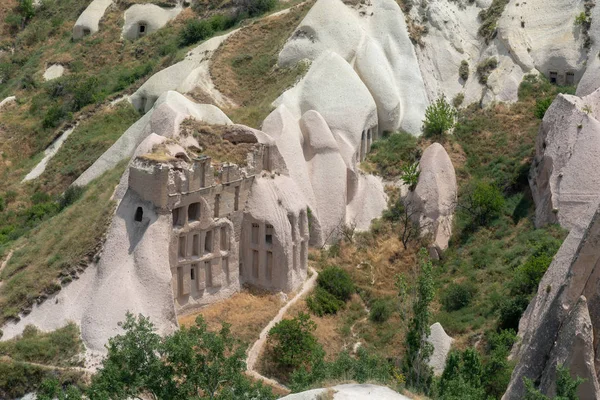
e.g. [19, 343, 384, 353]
[214, 194, 220, 218]
[234, 186, 240, 211]
[192, 234, 200, 257]
[251, 223, 259, 245]
[138, 23, 147, 38]
[266, 251, 273, 281]
[220, 226, 228, 250]
[566, 71, 575, 85]
[188, 202, 200, 222]
[252, 250, 259, 278]
[265, 224, 273, 245]
[179, 236, 186, 259]
[549, 71, 558, 84]
[134, 207, 143, 222]
[204, 230, 213, 253]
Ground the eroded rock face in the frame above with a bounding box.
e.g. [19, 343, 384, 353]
[122, 4, 182, 41]
[503, 201, 600, 399]
[530, 88, 600, 230]
[406, 143, 457, 254]
[427, 322, 454, 376]
[278, 0, 428, 136]
[72, 0, 113, 40]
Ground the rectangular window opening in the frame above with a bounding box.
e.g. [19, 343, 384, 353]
[266, 251, 273, 282]
[205, 261, 212, 287]
[251, 223, 259, 245]
[204, 230, 213, 254]
[234, 186, 240, 211]
[188, 203, 200, 221]
[265, 224, 273, 245]
[220, 226, 228, 250]
[192, 234, 200, 257]
[214, 194, 220, 218]
[178, 236, 186, 259]
[252, 250, 259, 279]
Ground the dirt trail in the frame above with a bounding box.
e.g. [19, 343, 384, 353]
[0, 249, 15, 289]
[246, 267, 318, 392]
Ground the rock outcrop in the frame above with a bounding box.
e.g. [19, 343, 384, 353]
[72, 0, 113, 40]
[503, 201, 600, 399]
[43, 64, 65, 81]
[122, 3, 183, 41]
[280, 384, 411, 400]
[427, 322, 454, 376]
[406, 143, 457, 255]
[278, 0, 429, 136]
[529, 87, 600, 230]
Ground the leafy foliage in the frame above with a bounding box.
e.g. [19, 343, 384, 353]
[366, 131, 420, 178]
[267, 312, 321, 371]
[307, 287, 345, 316]
[458, 180, 505, 227]
[524, 365, 584, 400]
[401, 162, 420, 191]
[476, 57, 499, 85]
[316, 266, 354, 302]
[369, 299, 393, 323]
[478, 0, 510, 43]
[403, 249, 435, 393]
[423, 95, 457, 137]
[39, 313, 274, 400]
[442, 282, 477, 312]
[534, 97, 554, 119]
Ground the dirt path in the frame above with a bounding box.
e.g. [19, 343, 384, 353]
[246, 267, 318, 392]
[0, 249, 15, 289]
[2, 355, 89, 374]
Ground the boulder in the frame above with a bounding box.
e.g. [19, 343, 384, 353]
[43, 64, 65, 81]
[530, 89, 600, 230]
[0, 96, 16, 110]
[427, 322, 454, 376]
[406, 143, 457, 253]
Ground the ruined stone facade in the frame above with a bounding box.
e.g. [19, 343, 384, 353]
[127, 142, 308, 314]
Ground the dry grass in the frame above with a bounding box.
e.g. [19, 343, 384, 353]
[178, 289, 284, 346]
[182, 119, 258, 166]
[210, 2, 312, 127]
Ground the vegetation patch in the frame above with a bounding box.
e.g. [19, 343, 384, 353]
[478, 0, 509, 43]
[0, 163, 125, 324]
[476, 57, 498, 85]
[0, 323, 84, 399]
[210, 2, 312, 127]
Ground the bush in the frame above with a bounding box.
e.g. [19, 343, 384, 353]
[307, 287, 345, 317]
[59, 186, 85, 210]
[423, 95, 457, 137]
[476, 57, 498, 85]
[179, 19, 214, 47]
[317, 266, 354, 302]
[442, 282, 477, 312]
[400, 162, 420, 191]
[497, 295, 529, 331]
[458, 180, 505, 227]
[459, 60, 469, 81]
[267, 312, 321, 370]
[369, 299, 392, 323]
[239, 0, 277, 17]
[367, 131, 419, 178]
[534, 97, 553, 119]
[453, 93, 465, 108]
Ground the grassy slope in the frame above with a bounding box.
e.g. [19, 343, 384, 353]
[0, 162, 125, 322]
[210, 1, 312, 128]
[0, 323, 84, 398]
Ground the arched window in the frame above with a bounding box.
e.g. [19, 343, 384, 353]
[134, 207, 143, 222]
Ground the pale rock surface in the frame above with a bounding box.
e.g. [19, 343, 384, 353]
[407, 143, 457, 253]
[122, 4, 183, 41]
[130, 31, 238, 112]
[346, 172, 387, 232]
[278, 0, 428, 136]
[275, 51, 378, 168]
[280, 384, 411, 400]
[300, 110, 347, 243]
[0, 96, 16, 109]
[577, 3, 600, 96]
[530, 89, 600, 230]
[43, 64, 65, 81]
[73, 90, 231, 187]
[503, 201, 600, 399]
[427, 322, 454, 376]
[73, 0, 113, 39]
[244, 174, 308, 291]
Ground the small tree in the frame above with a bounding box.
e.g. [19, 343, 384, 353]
[403, 249, 435, 393]
[458, 180, 505, 227]
[267, 312, 321, 370]
[317, 266, 354, 302]
[524, 365, 584, 400]
[400, 162, 420, 191]
[423, 95, 457, 137]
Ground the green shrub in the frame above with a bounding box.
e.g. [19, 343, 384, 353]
[510, 253, 553, 296]
[453, 93, 465, 108]
[478, 0, 509, 43]
[575, 11, 590, 26]
[317, 266, 354, 302]
[497, 295, 529, 331]
[476, 57, 498, 85]
[179, 19, 214, 47]
[442, 282, 477, 312]
[240, 0, 277, 17]
[534, 97, 553, 119]
[268, 312, 321, 370]
[59, 186, 85, 210]
[458, 180, 505, 227]
[42, 105, 67, 128]
[369, 299, 392, 323]
[459, 60, 469, 81]
[307, 287, 345, 316]
[367, 131, 419, 178]
[423, 95, 457, 137]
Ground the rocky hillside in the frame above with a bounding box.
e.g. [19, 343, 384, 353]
[0, 0, 599, 398]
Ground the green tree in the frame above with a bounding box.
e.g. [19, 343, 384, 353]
[267, 312, 321, 370]
[458, 180, 505, 227]
[39, 313, 274, 400]
[316, 266, 354, 302]
[423, 95, 457, 137]
[403, 249, 435, 393]
[524, 365, 584, 400]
